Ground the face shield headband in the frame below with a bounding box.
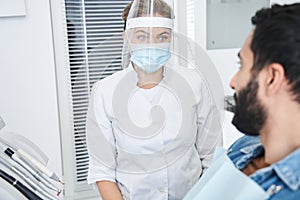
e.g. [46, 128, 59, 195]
[126, 17, 174, 30]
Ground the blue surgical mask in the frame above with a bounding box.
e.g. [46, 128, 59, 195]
[130, 43, 171, 73]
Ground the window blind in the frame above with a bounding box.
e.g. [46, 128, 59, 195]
[64, 0, 131, 186]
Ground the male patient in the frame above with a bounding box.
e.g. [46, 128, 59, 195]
[228, 3, 300, 199]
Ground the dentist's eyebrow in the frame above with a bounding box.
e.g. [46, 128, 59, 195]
[159, 31, 170, 36]
[134, 30, 149, 35]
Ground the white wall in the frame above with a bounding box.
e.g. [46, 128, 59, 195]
[190, 0, 242, 148]
[0, 0, 62, 185]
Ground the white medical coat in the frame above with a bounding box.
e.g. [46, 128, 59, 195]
[86, 64, 222, 200]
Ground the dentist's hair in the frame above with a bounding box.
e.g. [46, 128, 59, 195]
[122, 0, 173, 30]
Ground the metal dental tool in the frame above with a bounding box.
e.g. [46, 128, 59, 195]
[224, 95, 236, 113]
[4, 147, 62, 196]
[0, 168, 43, 200]
[17, 148, 64, 184]
[0, 157, 58, 200]
[0, 137, 63, 184]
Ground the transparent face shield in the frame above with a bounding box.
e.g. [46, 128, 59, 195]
[85, 0, 225, 176]
[122, 0, 175, 87]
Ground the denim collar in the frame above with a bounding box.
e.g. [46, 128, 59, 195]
[229, 136, 300, 192]
[272, 148, 300, 191]
[236, 143, 264, 169]
[228, 136, 264, 170]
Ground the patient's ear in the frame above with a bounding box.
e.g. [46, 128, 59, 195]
[265, 63, 285, 96]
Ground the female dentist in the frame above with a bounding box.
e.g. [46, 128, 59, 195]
[86, 0, 223, 199]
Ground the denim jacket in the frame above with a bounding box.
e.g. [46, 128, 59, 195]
[228, 135, 300, 200]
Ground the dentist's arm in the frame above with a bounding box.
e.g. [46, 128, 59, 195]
[86, 82, 121, 199]
[97, 181, 123, 200]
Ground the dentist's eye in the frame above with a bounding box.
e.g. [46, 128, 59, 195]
[158, 34, 169, 42]
[137, 35, 147, 41]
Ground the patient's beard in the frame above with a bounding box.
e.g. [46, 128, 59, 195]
[232, 78, 266, 135]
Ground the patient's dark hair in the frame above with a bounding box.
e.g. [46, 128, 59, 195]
[250, 3, 300, 103]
